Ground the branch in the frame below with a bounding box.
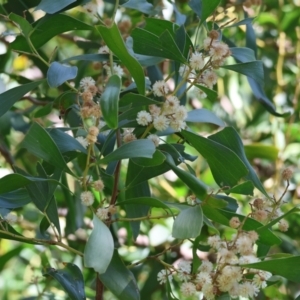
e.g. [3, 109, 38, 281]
[20, 96, 51, 106]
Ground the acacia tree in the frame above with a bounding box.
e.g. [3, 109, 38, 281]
[0, 0, 299, 299]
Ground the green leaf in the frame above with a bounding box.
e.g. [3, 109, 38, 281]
[208, 127, 268, 197]
[47, 62, 78, 88]
[36, 0, 75, 14]
[230, 47, 256, 63]
[120, 93, 160, 108]
[200, 0, 221, 23]
[164, 153, 207, 199]
[34, 102, 53, 118]
[96, 23, 145, 95]
[172, 205, 203, 239]
[181, 130, 248, 188]
[244, 144, 279, 161]
[194, 84, 218, 101]
[242, 256, 300, 283]
[221, 61, 264, 84]
[47, 128, 87, 154]
[44, 263, 86, 300]
[186, 109, 225, 126]
[131, 28, 186, 63]
[132, 150, 165, 167]
[62, 53, 109, 63]
[121, 0, 155, 14]
[84, 215, 114, 274]
[225, 17, 255, 28]
[223, 181, 254, 196]
[100, 75, 121, 129]
[119, 197, 174, 214]
[11, 14, 92, 52]
[99, 139, 155, 164]
[21, 122, 73, 174]
[0, 80, 44, 118]
[99, 250, 140, 300]
[9, 12, 33, 36]
[0, 189, 31, 208]
[188, 0, 201, 17]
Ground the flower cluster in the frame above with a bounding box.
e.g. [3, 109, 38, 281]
[79, 77, 102, 119]
[157, 224, 273, 299]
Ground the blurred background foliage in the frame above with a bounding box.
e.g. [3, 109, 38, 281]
[0, 0, 299, 299]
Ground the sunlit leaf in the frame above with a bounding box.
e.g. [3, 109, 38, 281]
[172, 205, 203, 239]
[84, 215, 114, 274]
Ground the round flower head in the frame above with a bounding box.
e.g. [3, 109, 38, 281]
[229, 217, 240, 229]
[80, 77, 96, 91]
[169, 119, 186, 132]
[4, 212, 18, 225]
[93, 179, 104, 191]
[157, 269, 172, 284]
[180, 282, 196, 296]
[148, 104, 161, 117]
[189, 51, 204, 70]
[136, 110, 152, 126]
[104, 64, 124, 78]
[238, 282, 259, 298]
[153, 115, 169, 131]
[282, 168, 293, 180]
[278, 219, 289, 232]
[236, 234, 253, 255]
[174, 106, 188, 121]
[76, 136, 89, 149]
[80, 191, 94, 206]
[198, 260, 213, 273]
[152, 80, 169, 97]
[202, 70, 218, 88]
[147, 134, 160, 147]
[98, 45, 109, 54]
[123, 132, 136, 143]
[163, 96, 180, 114]
[209, 41, 230, 60]
[96, 207, 109, 221]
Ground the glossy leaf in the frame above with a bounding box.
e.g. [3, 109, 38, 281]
[84, 215, 114, 274]
[0, 80, 44, 118]
[21, 122, 73, 174]
[99, 139, 155, 164]
[181, 130, 248, 188]
[208, 127, 268, 197]
[230, 47, 256, 63]
[121, 0, 155, 14]
[186, 109, 225, 127]
[47, 62, 78, 88]
[242, 256, 300, 283]
[11, 14, 92, 51]
[132, 150, 165, 167]
[131, 28, 186, 63]
[221, 61, 264, 83]
[36, 0, 75, 14]
[44, 263, 86, 300]
[0, 189, 31, 208]
[164, 154, 207, 199]
[96, 23, 145, 95]
[47, 128, 87, 154]
[172, 205, 203, 239]
[62, 53, 109, 63]
[99, 250, 140, 300]
[100, 75, 121, 129]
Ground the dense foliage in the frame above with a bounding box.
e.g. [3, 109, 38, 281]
[0, 0, 300, 299]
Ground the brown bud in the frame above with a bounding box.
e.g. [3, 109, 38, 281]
[282, 168, 293, 181]
[253, 198, 264, 210]
[209, 30, 219, 40]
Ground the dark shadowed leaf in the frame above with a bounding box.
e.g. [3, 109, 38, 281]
[0, 80, 44, 117]
[230, 47, 256, 63]
[188, 0, 201, 17]
[47, 62, 78, 88]
[0, 189, 31, 208]
[36, 0, 75, 14]
[11, 14, 92, 51]
[9, 13, 33, 36]
[208, 127, 268, 197]
[21, 123, 73, 174]
[44, 263, 86, 300]
[243, 256, 300, 283]
[62, 53, 109, 63]
[181, 130, 248, 188]
[84, 215, 114, 274]
[100, 75, 121, 129]
[172, 205, 203, 239]
[200, 0, 220, 23]
[99, 139, 155, 164]
[99, 250, 140, 300]
[96, 23, 145, 95]
[221, 61, 264, 83]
